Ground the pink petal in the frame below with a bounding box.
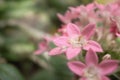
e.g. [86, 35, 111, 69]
[66, 23, 80, 37]
[83, 40, 103, 52]
[101, 76, 110, 80]
[49, 47, 63, 56]
[116, 32, 120, 37]
[99, 60, 119, 75]
[53, 36, 69, 47]
[85, 49, 98, 65]
[67, 61, 86, 76]
[57, 13, 70, 24]
[57, 13, 64, 22]
[39, 42, 47, 50]
[81, 23, 95, 40]
[80, 78, 87, 80]
[86, 3, 95, 11]
[34, 50, 44, 55]
[66, 47, 81, 60]
[34, 42, 47, 55]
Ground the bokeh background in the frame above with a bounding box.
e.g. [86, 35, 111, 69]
[0, 0, 110, 80]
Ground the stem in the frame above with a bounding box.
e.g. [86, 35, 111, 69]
[113, 73, 120, 80]
[29, 54, 52, 71]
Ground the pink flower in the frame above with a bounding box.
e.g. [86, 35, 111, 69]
[57, 5, 82, 24]
[34, 39, 48, 55]
[49, 23, 103, 59]
[110, 17, 120, 37]
[68, 49, 119, 80]
[58, 25, 68, 36]
[57, 11, 71, 24]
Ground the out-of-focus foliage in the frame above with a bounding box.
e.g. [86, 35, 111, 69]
[0, 0, 92, 80]
[95, 0, 117, 4]
[30, 56, 73, 80]
[0, 64, 24, 80]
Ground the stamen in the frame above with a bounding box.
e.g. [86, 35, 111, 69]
[69, 36, 87, 47]
[83, 66, 100, 80]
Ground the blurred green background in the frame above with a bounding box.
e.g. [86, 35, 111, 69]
[0, 0, 95, 80]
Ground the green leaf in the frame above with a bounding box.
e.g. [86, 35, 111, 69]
[30, 70, 55, 80]
[0, 64, 24, 80]
[50, 56, 73, 80]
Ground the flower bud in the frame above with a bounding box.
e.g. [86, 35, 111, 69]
[102, 54, 111, 60]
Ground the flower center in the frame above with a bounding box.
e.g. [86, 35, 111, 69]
[84, 66, 100, 80]
[61, 46, 67, 52]
[69, 36, 87, 47]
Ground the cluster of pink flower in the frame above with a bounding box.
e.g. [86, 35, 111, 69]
[35, 2, 120, 80]
[57, 2, 120, 37]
